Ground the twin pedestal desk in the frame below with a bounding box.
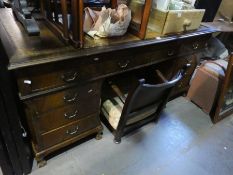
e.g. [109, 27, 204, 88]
[0, 9, 215, 169]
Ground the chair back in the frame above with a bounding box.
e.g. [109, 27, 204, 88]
[122, 70, 184, 119]
[112, 65, 188, 143]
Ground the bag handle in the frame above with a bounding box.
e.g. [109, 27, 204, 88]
[201, 61, 227, 74]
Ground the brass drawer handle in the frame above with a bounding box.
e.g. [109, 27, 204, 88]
[118, 60, 130, 69]
[66, 126, 79, 135]
[63, 93, 78, 103]
[193, 43, 199, 50]
[168, 50, 174, 56]
[64, 110, 78, 119]
[61, 72, 78, 83]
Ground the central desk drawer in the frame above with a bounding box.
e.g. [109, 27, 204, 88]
[39, 114, 100, 149]
[101, 52, 151, 75]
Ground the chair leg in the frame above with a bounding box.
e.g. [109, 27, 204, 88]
[114, 137, 121, 144]
[114, 131, 122, 144]
[95, 131, 103, 140]
[154, 114, 160, 123]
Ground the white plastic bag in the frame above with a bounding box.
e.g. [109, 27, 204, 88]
[83, 4, 131, 38]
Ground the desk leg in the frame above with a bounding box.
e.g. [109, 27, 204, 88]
[35, 155, 47, 168]
[95, 126, 103, 140]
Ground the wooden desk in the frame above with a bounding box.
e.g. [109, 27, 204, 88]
[0, 8, 216, 170]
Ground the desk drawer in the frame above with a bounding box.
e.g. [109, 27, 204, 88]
[17, 61, 102, 96]
[180, 36, 208, 53]
[137, 42, 181, 63]
[101, 52, 151, 75]
[26, 95, 100, 133]
[150, 48, 180, 63]
[24, 81, 101, 113]
[39, 114, 100, 149]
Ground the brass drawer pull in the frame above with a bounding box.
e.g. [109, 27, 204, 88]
[118, 60, 130, 69]
[63, 93, 78, 103]
[66, 126, 79, 135]
[167, 50, 174, 56]
[193, 43, 199, 50]
[64, 110, 78, 119]
[61, 72, 78, 83]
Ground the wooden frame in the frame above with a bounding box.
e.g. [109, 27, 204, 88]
[41, 0, 117, 48]
[128, 0, 152, 39]
[211, 54, 233, 123]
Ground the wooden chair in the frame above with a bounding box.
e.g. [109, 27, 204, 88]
[101, 66, 187, 143]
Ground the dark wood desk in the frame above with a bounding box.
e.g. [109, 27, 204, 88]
[0, 8, 216, 171]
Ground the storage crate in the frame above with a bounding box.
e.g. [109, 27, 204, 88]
[146, 8, 205, 38]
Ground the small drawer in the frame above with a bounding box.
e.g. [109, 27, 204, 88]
[39, 114, 100, 149]
[144, 42, 181, 63]
[102, 52, 151, 75]
[150, 48, 180, 63]
[24, 81, 101, 113]
[26, 94, 100, 133]
[16, 59, 103, 96]
[180, 37, 208, 53]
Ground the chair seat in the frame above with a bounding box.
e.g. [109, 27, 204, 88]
[102, 96, 157, 129]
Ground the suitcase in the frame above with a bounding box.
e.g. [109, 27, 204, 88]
[187, 60, 227, 114]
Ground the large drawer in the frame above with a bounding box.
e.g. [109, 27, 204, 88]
[16, 60, 103, 96]
[24, 81, 101, 113]
[38, 114, 100, 149]
[26, 95, 100, 133]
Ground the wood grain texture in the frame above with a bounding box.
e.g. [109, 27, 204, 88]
[0, 8, 217, 169]
[0, 9, 216, 70]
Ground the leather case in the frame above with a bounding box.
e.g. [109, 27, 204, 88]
[187, 60, 227, 114]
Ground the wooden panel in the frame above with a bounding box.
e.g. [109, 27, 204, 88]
[39, 114, 100, 149]
[24, 81, 101, 113]
[149, 42, 180, 63]
[180, 36, 209, 54]
[26, 95, 100, 134]
[101, 52, 149, 74]
[17, 51, 153, 97]
[17, 60, 103, 96]
[163, 10, 205, 35]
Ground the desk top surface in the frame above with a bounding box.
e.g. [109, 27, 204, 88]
[202, 21, 233, 33]
[0, 8, 216, 70]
